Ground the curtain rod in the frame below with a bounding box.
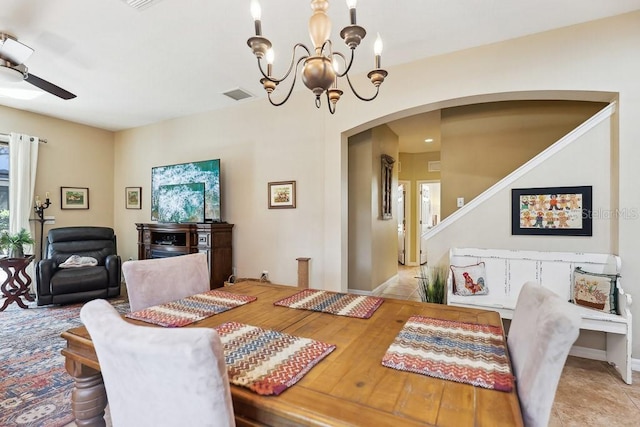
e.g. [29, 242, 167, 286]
[0, 132, 48, 143]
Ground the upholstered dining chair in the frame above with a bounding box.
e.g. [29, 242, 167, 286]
[122, 252, 209, 312]
[80, 299, 235, 427]
[507, 281, 581, 427]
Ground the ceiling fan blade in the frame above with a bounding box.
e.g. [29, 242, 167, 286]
[24, 72, 76, 100]
[0, 36, 34, 65]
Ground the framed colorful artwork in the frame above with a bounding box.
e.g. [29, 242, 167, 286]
[511, 186, 592, 236]
[60, 187, 89, 210]
[125, 187, 142, 209]
[268, 181, 296, 209]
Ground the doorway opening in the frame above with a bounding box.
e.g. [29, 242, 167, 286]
[417, 181, 440, 265]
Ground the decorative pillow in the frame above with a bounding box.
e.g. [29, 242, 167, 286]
[59, 255, 98, 268]
[450, 262, 488, 296]
[572, 267, 618, 314]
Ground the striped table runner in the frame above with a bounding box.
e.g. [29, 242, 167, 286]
[273, 289, 384, 319]
[125, 290, 257, 327]
[382, 315, 514, 392]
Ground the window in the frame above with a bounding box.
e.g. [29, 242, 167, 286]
[0, 143, 8, 233]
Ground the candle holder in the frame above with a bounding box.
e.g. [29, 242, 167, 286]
[33, 198, 51, 261]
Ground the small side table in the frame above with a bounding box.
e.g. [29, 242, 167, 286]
[0, 255, 35, 311]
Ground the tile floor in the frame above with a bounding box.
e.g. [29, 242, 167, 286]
[379, 264, 640, 426]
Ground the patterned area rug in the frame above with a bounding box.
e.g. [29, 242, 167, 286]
[0, 296, 129, 427]
[273, 289, 384, 319]
[382, 315, 514, 392]
[215, 321, 336, 396]
[125, 290, 257, 327]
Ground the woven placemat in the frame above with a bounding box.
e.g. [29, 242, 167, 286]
[215, 321, 336, 395]
[382, 315, 514, 392]
[273, 289, 383, 319]
[125, 290, 257, 327]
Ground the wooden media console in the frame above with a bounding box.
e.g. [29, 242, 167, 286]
[135, 222, 233, 289]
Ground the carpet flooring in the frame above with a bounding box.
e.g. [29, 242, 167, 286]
[0, 296, 129, 427]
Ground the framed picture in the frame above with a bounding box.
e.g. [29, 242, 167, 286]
[381, 154, 395, 220]
[511, 186, 592, 236]
[268, 181, 296, 209]
[125, 187, 142, 209]
[61, 187, 89, 210]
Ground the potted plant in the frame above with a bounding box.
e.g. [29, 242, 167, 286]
[0, 228, 35, 258]
[416, 265, 447, 304]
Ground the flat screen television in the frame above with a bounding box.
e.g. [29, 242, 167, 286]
[151, 159, 221, 222]
[157, 182, 205, 223]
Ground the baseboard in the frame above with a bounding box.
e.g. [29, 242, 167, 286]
[348, 274, 398, 296]
[569, 345, 606, 361]
[569, 345, 640, 374]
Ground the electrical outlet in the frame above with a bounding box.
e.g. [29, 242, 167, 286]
[456, 197, 464, 208]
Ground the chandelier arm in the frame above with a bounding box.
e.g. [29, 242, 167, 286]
[258, 43, 311, 83]
[345, 73, 381, 102]
[333, 50, 356, 78]
[266, 56, 308, 107]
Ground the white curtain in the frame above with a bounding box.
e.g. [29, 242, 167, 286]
[8, 132, 39, 258]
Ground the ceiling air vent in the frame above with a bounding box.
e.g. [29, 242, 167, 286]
[121, 0, 163, 10]
[223, 88, 254, 101]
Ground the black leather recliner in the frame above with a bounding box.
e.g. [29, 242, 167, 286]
[36, 226, 121, 306]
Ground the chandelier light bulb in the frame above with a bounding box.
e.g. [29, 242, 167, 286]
[374, 33, 383, 68]
[250, 0, 261, 20]
[266, 48, 274, 75]
[251, 0, 262, 35]
[346, 0, 357, 24]
[374, 33, 383, 56]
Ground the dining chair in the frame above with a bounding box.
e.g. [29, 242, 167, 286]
[80, 299, 235, 427]
[507, 281, 581, 427]
[122, 252, 210, 312]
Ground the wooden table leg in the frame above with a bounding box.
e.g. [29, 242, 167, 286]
[65, 359, 108, 427]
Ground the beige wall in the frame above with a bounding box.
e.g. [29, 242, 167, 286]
[348, 130, 373, 291]
[370, 125, 399, 291]
[440, 101, 607, 217]
[0, 105, 115, 256]
[347, 125, 398, 292]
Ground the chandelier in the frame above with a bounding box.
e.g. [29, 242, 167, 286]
[247, 0, 388, 114]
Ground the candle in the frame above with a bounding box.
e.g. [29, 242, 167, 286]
[374, 33, 383, 69]
[346, 0, 357, 25]
[35, 195, 41, 208]
[251, 0, 262, 36]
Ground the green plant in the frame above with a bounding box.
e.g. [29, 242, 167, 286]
[417, 265, 447, 304]
[0, 210, 9, 234]
[0, 228, 35, 258]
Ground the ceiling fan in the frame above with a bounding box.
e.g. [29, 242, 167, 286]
[0, 32, 76, 100]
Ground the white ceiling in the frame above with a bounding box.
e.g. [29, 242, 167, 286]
[1, 0, 639, 139]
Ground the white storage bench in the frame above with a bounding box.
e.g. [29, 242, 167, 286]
[446, 247, 632, 384]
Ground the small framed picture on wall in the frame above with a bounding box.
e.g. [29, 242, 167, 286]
[125, 187, 142, 209]
[268, 181, 296, 209]
[61, 187, 89, 210]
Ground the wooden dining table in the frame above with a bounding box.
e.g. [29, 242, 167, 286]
[61, 282, 523, 427]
